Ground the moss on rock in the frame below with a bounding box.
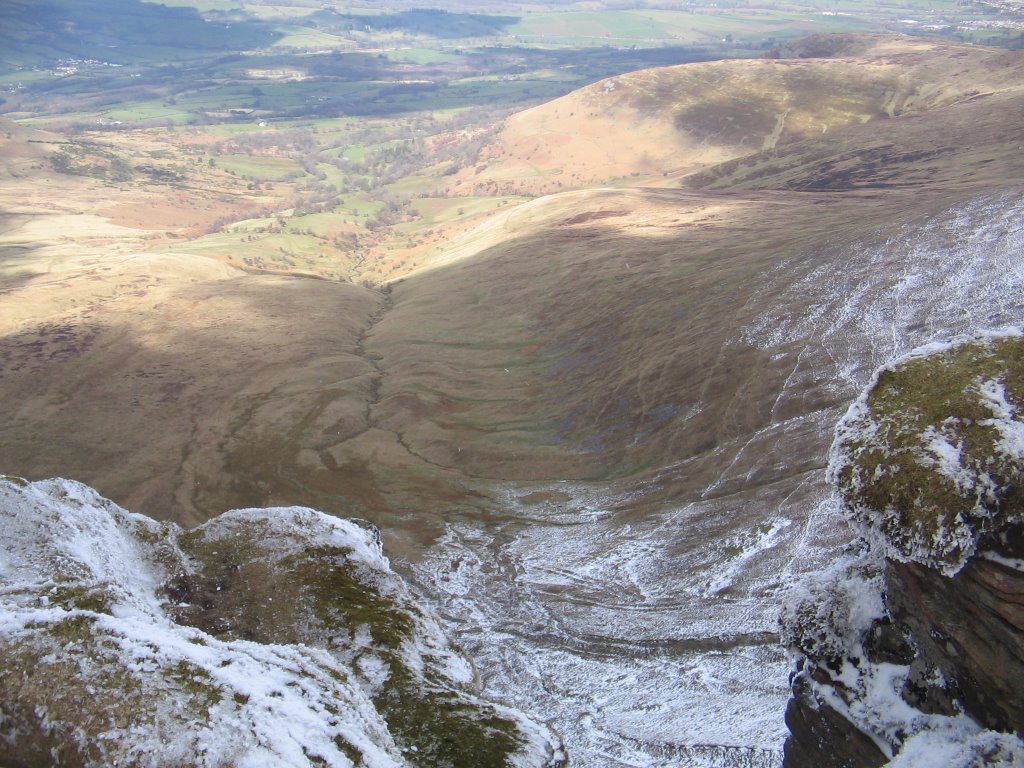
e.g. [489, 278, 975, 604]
[0, 480, 565, 767]
[174, 512, 537, 768]
[830, 331, 1024, 572]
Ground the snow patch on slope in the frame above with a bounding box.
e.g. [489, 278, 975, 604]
[890, 729, 1024, 768]
[413, 190, 1024, 767]
[414, 483, 812, 768]
[743, 191, 1024, 392]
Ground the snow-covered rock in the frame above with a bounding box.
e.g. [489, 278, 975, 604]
[0, 476, 566, 768]
[781, 333, 1024, 768]
[829, 329, 1024, 575]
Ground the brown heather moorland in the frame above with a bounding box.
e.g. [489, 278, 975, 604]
[1, 35, 1023, 559]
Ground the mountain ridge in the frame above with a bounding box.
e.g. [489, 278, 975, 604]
[441, 35, 1024, 201]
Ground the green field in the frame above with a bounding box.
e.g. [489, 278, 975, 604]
[507, 8, 874, 48]
[214, 154, 304, 180]
[3, 0, 1019, 283]
[385, 48, 462, 65]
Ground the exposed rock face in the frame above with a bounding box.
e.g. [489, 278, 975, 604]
[783, 670, 888, 768]
[781, 331, 1024, 767]
[0, 477, 566, 768]
[887, 557, 1024, 736]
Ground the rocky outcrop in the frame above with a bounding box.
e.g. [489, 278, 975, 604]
[781, 331, 1024, 767]
[0, 476, 566, 768]
[783, 669, 889, 768]
[887, 556, 1024, 737]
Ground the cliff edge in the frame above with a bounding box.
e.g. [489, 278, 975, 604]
[781, 330, 1024, 767]
[0, 477, 566, 767]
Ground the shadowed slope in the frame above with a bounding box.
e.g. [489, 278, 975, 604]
[0, 247, 383, 528]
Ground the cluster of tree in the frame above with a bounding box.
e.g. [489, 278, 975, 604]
[300, 8, 517, 40]
[203, 204, 279, 236]
[215, 129, 318, 161]
[51, 144, 132, 182]
[365, 195, 416, 231]
[292, 185, 341, 217]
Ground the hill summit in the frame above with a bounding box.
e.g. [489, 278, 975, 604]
[444, 35, 1024, 199]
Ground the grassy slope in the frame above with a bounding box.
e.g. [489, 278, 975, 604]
[443, 36, 1024, 200]
[1, 36, 1023, 557]
[361, 37, 1024, 518]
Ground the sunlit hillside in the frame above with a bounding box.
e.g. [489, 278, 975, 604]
[2, 5, 1024, 762]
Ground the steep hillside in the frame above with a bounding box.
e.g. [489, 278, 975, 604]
[2, 34, 1024, 766]
[360, 40, 1024, 764]
[445, 35, 1024, 198]
[0, 220, 383, 527]
[370, 185, 1024, 767]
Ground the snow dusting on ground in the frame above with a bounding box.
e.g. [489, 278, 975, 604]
[411, 190, 1024, 767]
[0, 478, 401, 767]
[0, 477, 562, 767]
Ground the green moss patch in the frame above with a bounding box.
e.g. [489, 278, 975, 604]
[831, 333, 1024, 571]
[376, 667, 522, 768]
[44, 613, 99, 644]
[48, 583, 114, 614]
[178, 513, 529, 766]
[281, 545, 414, 651]
[166, 660, 224, 708]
